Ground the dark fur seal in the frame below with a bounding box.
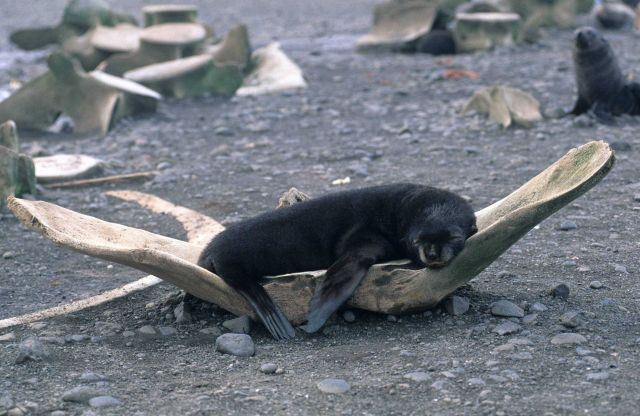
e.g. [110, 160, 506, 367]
[570, 26, 640, 123]
[415, 30, 456, 56]
[198, 183, 477, 340]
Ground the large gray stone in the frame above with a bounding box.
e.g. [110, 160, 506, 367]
[215, 333, 255, 357]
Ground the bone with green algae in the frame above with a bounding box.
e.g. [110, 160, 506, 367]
[143, 4, 199, 27]
[7, 141, 613, 325]
[453, 12, 521, 52]
[0, 121, 36, 204]
[0, 53, 161, 136]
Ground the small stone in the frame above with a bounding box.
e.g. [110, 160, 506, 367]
[551, 283, 570, 299]
[215, 333, 255, 357]
[531, 302, 548, 312]
[174, 302, 193, 323]
[509, 352, 533, 360]
[386, 315, 397, 322]
[403, 372, 431, 382]
[50, 411, 67, 416]
[137, 325, 156, 335]
[80, 372, 109, 383]
[468, 378, 486, 386]
[89, 396, 122, 408]
[576, 347, 593, 356]
[431, 380, 448, 390]
[614, 265, 628, 274]
[0, 395, 13, 410]
[199, 327, 222, 336]
[260, 363, 278, 374]
[559, 312, 582, 328]
[589, 281, 603, 289]
[214, 126, 234, 136]
[122, 330, 135, 338]
[62, 386, 107, 403]
[522, 313, 538, 325]
[28, 322, 47, 330]
[222, 316, 251, 334]
[444, 296, 470, 316]
[586, 371, 609, 382]
[493, 343, 515, 352]
[551, 333, 587, 346]
[633, 194, 640, 202]
[487, 375, 508, 383]
[15, 338, 50, 364]
[558, 220, 577, 231]
[2, 251, 15, 259]
[157, 326, 177, 336]
[0, 332, 16, 342]
[493, 321, 522, 336]
[317, 379, 350, 394]
[68, 334, 89, 342]
[491, 300, 524, 318]
[343, 310, 356, 323]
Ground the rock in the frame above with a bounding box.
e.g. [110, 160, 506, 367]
[89, 396, 122, 408]
[431, 379, 448, 390]
[531, 302, 548, 312]
[586, 371, 609, 382]
[491, 300, 524, 318]
[444, 295, 470, 316]
[316, 378, 350, 394]
[0, 332, 16, 342]
[522, 313, 538, 325]
[199, 326, 222, 336]
[157, 326, 177, 336]
[259, 363, 278, 374]
[614, 265, 628, 274]
[15, 338, 50, 364]
[403, 372, 431, 382]
[558, 220, 577, 231]
[493, 321, 522, 336]
[79, 372, 109, 383]
[174, 301, 192, 323]
[551, 333, 587, 346]
[2, 251, 15, 259]
[215, 333, 255, 357]
[62, 386, 107, 403]
[343, 310, 356, 323]
[551, 283, 570, 299]
[468, 377, 486, 386]
[589, 280, 603, 289]
[137, 325, 156, 336]
[559, 312, 582, 328]
[222, 315, 251, 334]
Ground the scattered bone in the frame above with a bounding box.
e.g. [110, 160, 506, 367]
[462, 86, 542, 128]
[33, 154, 104, 183]
[236, 43, 307, 96]
[453, 12, 521, 53]
[143, 4, 199, 27]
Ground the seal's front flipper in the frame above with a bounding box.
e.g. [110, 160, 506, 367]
[303, 246, 382, 333]
[234, 283, 296, 340]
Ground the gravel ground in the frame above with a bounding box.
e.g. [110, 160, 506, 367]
[1, 1, 640, 415]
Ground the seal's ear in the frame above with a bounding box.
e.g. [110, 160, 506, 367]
[469, 224, 478, 237]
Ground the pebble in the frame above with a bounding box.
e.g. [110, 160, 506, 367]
[576, 347, 593, 356]
[487, 375, 508, 383]
[79, 372, 109, 383]
[199, 327, 222, 336]
[67, 334, 89, 342]
[386, 315, 398, 322]
[89, 396, 122, 408]
[222, 316, 251, 334]
[509, 352, 533, 360]
[444, 296, 470, 316]
[343, 310, 356, 323]
[468, 378, 486, 386]
[531, 302, 548, 312]
[614, 265, 628, 274]
[550, 283, 570, 299]
[559, 312, 582, 328]
[215, 333, 255, 357]
[214, 126, 234, 136]
[551, 333, 587, 346]
[403, 372, 431, 382]
[317, 379, 350, 394]
[0, 332, 16, 342]
[491, 300, 524, 318]
[62, 386, 107, 403]
[2, 251, 15, 259]
[137, 325, 156, 336]
[589, 280, 603, 289]
[260, 363, 278, 374]
[431, 380, 448, 390]
[174, 302, 193, 323]
[558, 220, 577, 231]
[586, 371, 609, 382]
[122, 330, 135, 338]
[15, 338, 50, 364]
[50, 411, 66, 416]
[157, 326, 177, 336]
[522, 313, 538, 325]
[493, 321, 522, 336]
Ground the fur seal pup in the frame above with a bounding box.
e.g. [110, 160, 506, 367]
[415, 30, 456, 55]
[569, 26, 640, 123]
[198, 183, 477, 340]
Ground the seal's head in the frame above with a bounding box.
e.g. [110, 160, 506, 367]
[574, 26, 606, 51]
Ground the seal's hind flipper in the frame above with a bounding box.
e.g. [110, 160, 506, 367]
[303, 248, 381, 333]
[234, 283, 295, 340]
[590, 102, 616, 125]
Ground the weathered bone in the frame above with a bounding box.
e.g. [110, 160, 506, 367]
[7, 141, 613, 325]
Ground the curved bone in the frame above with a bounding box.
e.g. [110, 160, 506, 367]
[0, 190, 224, 329]
[5, 141, 614, 326]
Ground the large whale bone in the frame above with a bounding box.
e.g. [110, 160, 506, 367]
[6, 141, 614, 326]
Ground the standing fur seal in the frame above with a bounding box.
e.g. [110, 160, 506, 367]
[198, 183, 477, 340]
[570, 26, 640, 123]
